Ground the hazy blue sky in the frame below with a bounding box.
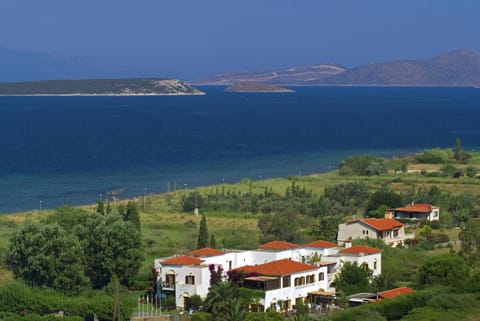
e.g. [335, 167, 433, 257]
[1, 0, 479, 79]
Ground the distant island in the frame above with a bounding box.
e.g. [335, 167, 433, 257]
[0, 78, 205, 96]
[193, 49, 480, 87]
[225, 81, 294, 93]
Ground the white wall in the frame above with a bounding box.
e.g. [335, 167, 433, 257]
[263, 265, 329, 312]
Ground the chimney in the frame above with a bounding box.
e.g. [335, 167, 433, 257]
[344, 241, 352, 248]
[384, 210, 393, 219]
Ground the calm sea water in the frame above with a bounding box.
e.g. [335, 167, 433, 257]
[0, 86, 479, 213]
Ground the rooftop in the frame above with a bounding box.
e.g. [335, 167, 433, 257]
[160, 255, 204, 266]
[378, 287, 413, 299]
[361, 218, 403, 231]
[258, 240, 300, 251]
[303, 240, 337, 249]
[189, 247, 225, 257]
[236, 258, 318, 276]
[340, 245, 382, 255]
[391, 203, 435, 213]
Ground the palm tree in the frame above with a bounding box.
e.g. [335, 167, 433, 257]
[203, 281, 247, 321]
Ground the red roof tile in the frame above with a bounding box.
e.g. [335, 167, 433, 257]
[303, 240, 337, 248]
[340, 245, 382, 255]
[378, 287, 413, 299]
[160, 255, 204, 266]
[361, 218, 403, 231]
[392, 204, 433, 213]
[258, 241, 300, 250]
[189, 247, 225, 257]
[236, 258, 317, 276]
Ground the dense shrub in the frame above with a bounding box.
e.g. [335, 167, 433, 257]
[0, 281, 135, 321]
[416, 148, 452, 164]
[339, 154, 387, 176]
[191, 311, 212, 321]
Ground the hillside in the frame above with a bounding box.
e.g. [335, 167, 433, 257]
[193, 49, 480, 86]
[192, 64, 346, 85]
[0, 78, 205, 96]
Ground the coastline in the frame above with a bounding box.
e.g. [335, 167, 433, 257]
[0, 92, 206, 97]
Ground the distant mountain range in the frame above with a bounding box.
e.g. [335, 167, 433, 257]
[192, 49, 480, 86]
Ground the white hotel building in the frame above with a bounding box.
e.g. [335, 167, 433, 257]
[154, 240, 382, 311]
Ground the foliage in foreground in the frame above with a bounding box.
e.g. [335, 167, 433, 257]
[0, 281, 135, 321]
[5, 206, 143, 293]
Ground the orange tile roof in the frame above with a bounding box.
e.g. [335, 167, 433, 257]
[391, 203, 433, 213]
[340, 245, 382, 255]
[189, 247, 225, 257]
[160, 255, 204, 266]
[361, 218, 403, 231]
[378, 287, 413, 299]
[236, 258, 317, 276]
[258, 241, 300, 250]
[303, 240, 337, 248]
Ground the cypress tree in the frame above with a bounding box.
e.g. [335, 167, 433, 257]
[210, 234, 216, 249]
[197, 215, 209, 249]
[124, 201, 141, 229]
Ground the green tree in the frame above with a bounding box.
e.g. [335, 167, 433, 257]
[204, 281, 247, 321]
[7, 206, 143, 291]
[454, 138, 470, 164]
[324, 182, 369, 210]
[293, 301, 310, 321]
[418, 253, 470, 289]
[366, 186, 403, 216]
[96, 200, 106, 215]
[6, 222, 89, 294]
[459, 220, 480, 265]
[339, 154, 387, 176]
[313, 215, 341, 241]
[80, 213, 143, 288]
[370, 274, 394, 292]
[258, 208, 301, 243]
[182, 191, 204, 212]
[210, 234, 217, 249]
[334, 262, 371, 295]
[198, 215, 209, 249]
[124, 201, 140, 229]
[416, 148, 453, 164]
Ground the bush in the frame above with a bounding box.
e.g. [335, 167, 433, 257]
[0, 281, 136, 321]
[416, 148, 452, 164]
[191, 311, 211, 321]
[339, 154, 387, 176]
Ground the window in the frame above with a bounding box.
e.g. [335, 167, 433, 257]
[295, 277, 306, 286]
[165, 274, 175, 288]
[282, 275, 291, 288]
[185, 275, 195, 285]
[374, 260, 377, 270]
[319, 272, 324, 281]
[306, 274, 315, 284]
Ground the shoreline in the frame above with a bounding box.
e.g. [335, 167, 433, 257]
[0, 92, 206, 97]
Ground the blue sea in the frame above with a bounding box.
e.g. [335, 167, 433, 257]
[1, 86, 479, 213]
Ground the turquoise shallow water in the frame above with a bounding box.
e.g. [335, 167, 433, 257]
[0, 86, 479, 213]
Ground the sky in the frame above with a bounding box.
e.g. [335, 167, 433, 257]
[1, 0, 479, 79]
